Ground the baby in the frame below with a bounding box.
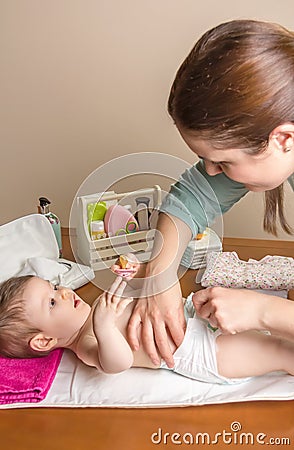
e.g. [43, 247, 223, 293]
[0, 269, 294, 385]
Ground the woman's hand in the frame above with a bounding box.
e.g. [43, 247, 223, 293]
[127, 280, 186, 368]
[192, 286, 268, 334]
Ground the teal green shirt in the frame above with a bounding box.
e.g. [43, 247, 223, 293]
[160, 160, 294, 237]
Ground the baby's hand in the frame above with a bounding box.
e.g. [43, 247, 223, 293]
[111, 253, 140, 280]
[93, 277, 134, 329]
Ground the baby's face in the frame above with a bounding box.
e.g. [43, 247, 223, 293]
[23, 277, 91, 346]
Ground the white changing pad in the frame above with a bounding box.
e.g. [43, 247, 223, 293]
[2, 349, 294, 409]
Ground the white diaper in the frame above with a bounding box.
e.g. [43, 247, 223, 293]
[161, 296, 251, 385]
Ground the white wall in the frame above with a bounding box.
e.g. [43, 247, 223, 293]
[1, 0, 293, 240]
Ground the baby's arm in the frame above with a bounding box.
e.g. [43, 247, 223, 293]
[92, 277, 134, 373]
[216, 331, 294, 379]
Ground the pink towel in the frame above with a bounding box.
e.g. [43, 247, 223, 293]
[0, 349, 63, 404]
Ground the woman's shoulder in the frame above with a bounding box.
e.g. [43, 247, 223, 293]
[287, 174, 294, 190]
[187, 160, 249, 204]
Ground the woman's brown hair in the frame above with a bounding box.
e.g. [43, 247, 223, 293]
[168, 19, 294, 235]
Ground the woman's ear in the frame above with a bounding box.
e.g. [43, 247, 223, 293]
[269, 122, 294, 152]
[29, 334, 58, 352]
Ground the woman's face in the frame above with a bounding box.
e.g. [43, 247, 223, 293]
[178, 129, 294, 192]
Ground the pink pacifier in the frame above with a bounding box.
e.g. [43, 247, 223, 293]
[111, 255, 139, 279]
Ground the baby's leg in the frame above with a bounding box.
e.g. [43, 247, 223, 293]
[216, 331, 294, 379]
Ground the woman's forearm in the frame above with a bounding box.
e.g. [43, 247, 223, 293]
[260, 296, 294, 341]
[127, 212, 189, 362]
[146, 212, 192, 276]
[143, 213, 192, 296]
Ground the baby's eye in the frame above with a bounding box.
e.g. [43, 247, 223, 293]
[50, 298, 56, 309]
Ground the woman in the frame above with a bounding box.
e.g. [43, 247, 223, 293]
[128, 19, 294, 367]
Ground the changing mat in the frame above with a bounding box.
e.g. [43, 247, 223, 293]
[1, 349, 294, 409]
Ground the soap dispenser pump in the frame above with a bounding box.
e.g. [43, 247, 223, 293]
[38, 197, 62, 257]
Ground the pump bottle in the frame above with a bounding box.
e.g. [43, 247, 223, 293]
[38, 197, 62, 257]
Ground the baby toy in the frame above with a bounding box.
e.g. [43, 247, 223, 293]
[104, 205, 139, 237]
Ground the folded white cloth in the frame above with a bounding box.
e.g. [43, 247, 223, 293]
[0, 214, 94, 289]
[201, 252, 294, 290]
[16, 257, 94, 290]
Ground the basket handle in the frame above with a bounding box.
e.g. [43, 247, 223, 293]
[100, 185, 162, 207]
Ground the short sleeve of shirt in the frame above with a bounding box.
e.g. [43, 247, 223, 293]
[287, 174, 294, 191]
[160, 162, 293, 237]
[159, 160, 249, 237]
